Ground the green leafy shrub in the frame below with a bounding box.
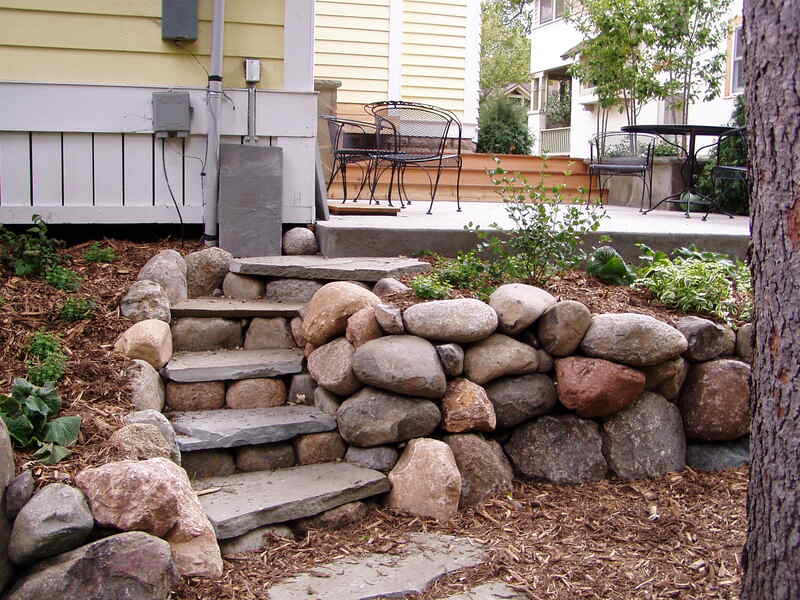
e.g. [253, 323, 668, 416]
[653, 141, 681, 156]
[46, 265, 82, 292]
[59, 298, 96, 321]
[634, 244, 752, 323]
[83, 242, 117, 263]
[0, 215, 62, 277]
[0, 378, 81, 464]
[586, 246, 636, 285]
[476, 96, 533, 155]
[410, 274, 452, 300]
[25, 332, 67, 387]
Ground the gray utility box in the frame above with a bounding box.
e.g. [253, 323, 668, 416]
[219, 145, 283, 258]
[152, 91, 192, 138]
[162, 0, 198, 41]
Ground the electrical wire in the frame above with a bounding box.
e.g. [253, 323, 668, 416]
[162, 138, 185, 246]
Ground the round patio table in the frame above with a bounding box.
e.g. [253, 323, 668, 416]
[621, 124, 737, 218]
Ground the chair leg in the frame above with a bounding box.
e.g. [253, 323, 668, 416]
[341, 162, 349, 204]
[587, 170, 593, 207]
[386, 163, 396, 208]
[456, 161, 463, 212]
[428, 164, 445, 215]
[639, 173, 647, 213]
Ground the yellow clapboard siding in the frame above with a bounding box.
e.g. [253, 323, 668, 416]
[403, 54, 466, 68]
[316, 2, 389, 19]
[315, 28, 389, 45]
[0, 1, 283, 25]
[404, 10, 466, 27]
[315, 65, 389, 81]
[337, 89, 389, 105]
[333, 79, 389, 93]
[405, 0, 467, 16]
[404, 44, 465, 58]
[402, 64, 464, 78]
[403, 22, 466, 37]
[316, 14, 390, 32]
[0, 46, 283, 89]
[316, 39, 390, 57]
[404, 32, 466, 49]
[316, 53, 388, 68]
[0, 9, 282, 59]
[402, 86, 464, 100]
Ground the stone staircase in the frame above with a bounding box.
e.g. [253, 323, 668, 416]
[160, 255, 429, 544]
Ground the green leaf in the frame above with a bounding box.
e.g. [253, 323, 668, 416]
[43, 416, 81, 447]
[32, 442, 73, 465]
[2, 412, 35, 447]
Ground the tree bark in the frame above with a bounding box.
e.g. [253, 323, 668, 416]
[741, 0, 800, 598]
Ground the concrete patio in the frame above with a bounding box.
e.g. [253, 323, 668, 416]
[316, 201, 751, 262]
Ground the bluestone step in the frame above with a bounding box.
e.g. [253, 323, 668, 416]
[193, 462, 391, 539]
[171, 298, 304, 318]
[229, 255, 431, 282]
[162, 349, 303, 383]
[171, 406, 336, 451]
[266, 532, 488, 600]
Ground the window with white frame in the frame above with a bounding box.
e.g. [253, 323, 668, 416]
[731, 24, 744, 94]
[538, 0, 566, 24]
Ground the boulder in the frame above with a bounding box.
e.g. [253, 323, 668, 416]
[505, 416, 607, 484]
[580, 313, 688, 367]
[489, 284, 556, 335]
[171, 317, 242, 352]
[282, 227, 319, 255]
[110, 423, 173, 461]
[235, 443, 295, 472]
[6, 531, 178, 600]
[374, 303, 405, 334]
[736, 323, 754, 363]
[114, 319, 173, 369]
[337, 387, 441, 447]
[185, 247, 233, 297]
[387, 438, 461, 521]
[220, 525, 294, 557]
[166, 381, 225, 411]
[686, 438, 749, 471]
[314, 387, 342, 416]
[463, 334, 538, 385]
[265, 279, 323, 303]
[373, 277, 410, 297]
[303, 282, 381, 346]
[120, 280, 171, 324]
[308, 338, 362, 396]
[536, 349, 554, 373]
[601, 392, 686, 480]
[123, 410, 181, 465]
[127, 359, 165, 412]
[294, 432, 347, 465]
[676, 316, 736, 362]
[535, 300, 592, 356]
[345, 446, 399, 472]
[484, 374, 557, 429]
[181, 450, 236, 479]
[0, 421, 14, 590]
[641, 357, 689, 401]
[436, 343, 464, 377]
[75, 458, 223, 578]
[352, 335, 446, 399]
[222, 272, 265, 299]
[136, 249, 188, 305]
[244, 317, 296, 350]
[346, 307, 383, 348]
[293, 502, 368, 534]
[555, 357, 646, 418]
[290, 317, 306, 347]
[226, 378, 286, 409]
[5, 471, 34, 521]
[679, 359, 751, 441]
[441, 378, 496, 433]
[444, 434, 513, 508]
[287, 373, 316, 405]
[403, 299, 498, 343]
[9, 484, 93, 566]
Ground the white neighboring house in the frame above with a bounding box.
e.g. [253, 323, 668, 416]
[527, 0, 745, 158]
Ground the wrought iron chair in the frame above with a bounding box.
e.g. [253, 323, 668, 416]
[587, 132, 655, 211]
[364, 101, 463, 214]
[322, 115, 389, 203]
[705, 127, 746, 220]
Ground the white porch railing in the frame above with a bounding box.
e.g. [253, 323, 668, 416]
[540, 127, 571, 155]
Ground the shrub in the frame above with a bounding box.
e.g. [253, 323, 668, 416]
[477, 96, 533, 155]
[586, 246, 636, 285]
[0, 378, 81, 464]
[59, 298, 96, 321]
[46, 265, 82, 292]
[83, 242, 117, 263]
[410, 274, 452, 300]
[25, 331, 67, 387]
[0, 215, 61, 277]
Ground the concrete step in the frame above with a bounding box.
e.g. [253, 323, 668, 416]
[171, 406, 336, 451]
[171, 298, 304, 319]
[162, 349, 304, 383]
[193, 462, 390, 539]
[229, 255, 431, 282]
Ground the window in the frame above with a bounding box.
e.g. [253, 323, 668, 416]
[538, 0, 566, 24]
[532, 78, 541, 111]
[731, 25, 744, 94]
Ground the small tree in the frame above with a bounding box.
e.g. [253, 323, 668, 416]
[480, 0, 531, 99]
[477, 95, 533, 154]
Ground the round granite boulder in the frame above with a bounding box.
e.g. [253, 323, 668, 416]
[580, 313, 688, 367]
[403, 299, 498, 343]
[489, 284, 556, 335]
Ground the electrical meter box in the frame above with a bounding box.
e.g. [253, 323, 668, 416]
[162, 0, 198, 42]
[152, 92, 192, 138]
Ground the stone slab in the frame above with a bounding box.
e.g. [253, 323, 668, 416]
[171, 299, 304, 318]
[194, 462, 390, 539]
[229, 256, 431, 282]
[171, 406, 336, 451]
[162, 349, 303, 383]
[266, 532, 487, 600]
[444, 582, 525, 600]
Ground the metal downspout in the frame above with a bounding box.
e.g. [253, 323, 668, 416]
[204, 0, 225, 246]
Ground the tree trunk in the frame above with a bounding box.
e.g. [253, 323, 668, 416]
[741, 1, 800, 598]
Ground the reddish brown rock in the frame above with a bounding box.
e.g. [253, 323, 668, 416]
[441, 378, 496, 433]
[294, 432, 346, 465]
[225, 378, 286, 409]
[303, 282, 381, 346]
[678, 359, 751, 441]
[346, 307, 383, 348]
[308, 338, 362, 396]
[166, 381, 225, 411]
[555, 357, 645, 418]
[444, 434, 513, 508]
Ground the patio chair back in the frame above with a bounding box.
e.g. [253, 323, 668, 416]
[365, 101, 461, 162]
[590, 132, 655, 167]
